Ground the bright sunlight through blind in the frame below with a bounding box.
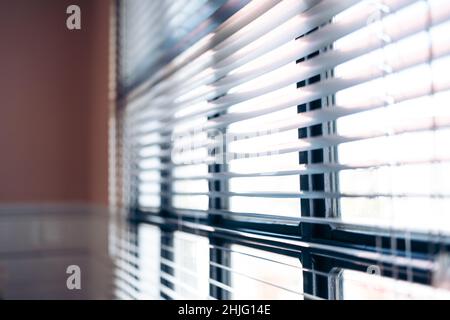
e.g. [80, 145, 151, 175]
[113, 0, 450, 300]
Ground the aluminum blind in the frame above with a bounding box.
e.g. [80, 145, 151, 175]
[115, 0, 450, 300]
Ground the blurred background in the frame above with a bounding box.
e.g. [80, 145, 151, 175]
[0, 0, 112, 299]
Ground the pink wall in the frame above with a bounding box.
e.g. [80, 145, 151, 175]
[0, 0, 110, 205]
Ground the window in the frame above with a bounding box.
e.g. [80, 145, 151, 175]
[335, 269, 450, 300]
[113, 0, 450, 300]
[229, 245, 303, 300]
[172, 232, 210, 299]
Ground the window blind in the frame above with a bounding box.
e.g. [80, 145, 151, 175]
[114, 0, 450, 300]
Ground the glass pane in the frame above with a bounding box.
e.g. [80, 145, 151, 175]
[339, 269, 450, 300]
[230, 245, 303, 300]
[173, 232, 210, 299]
[138, 224, 161, 299]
